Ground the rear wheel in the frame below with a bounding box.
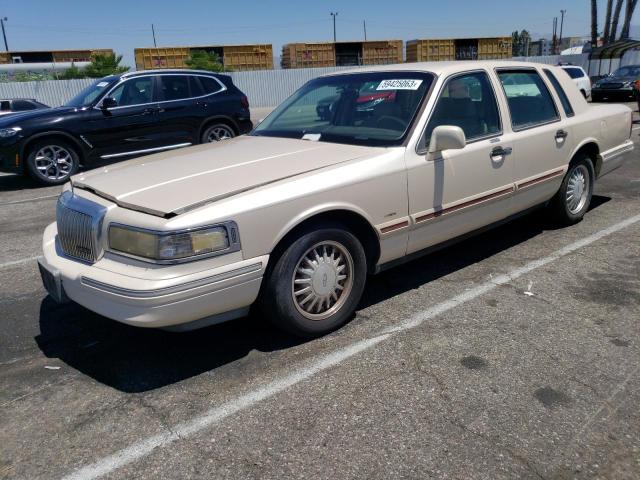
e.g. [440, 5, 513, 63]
[26, 139, 79, 185]
[548, 155, 594, 226]
[201, 123, 235, 143]
[260, 227, 367, 338]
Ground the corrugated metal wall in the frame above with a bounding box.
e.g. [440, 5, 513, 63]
[1, 52, 636, 109]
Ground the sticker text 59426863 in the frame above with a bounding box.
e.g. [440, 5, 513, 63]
[376, 79, 423, 91]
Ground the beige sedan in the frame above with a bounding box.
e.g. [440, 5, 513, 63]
[39, 61, 634, 337]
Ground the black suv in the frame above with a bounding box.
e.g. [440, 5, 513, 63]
[0, 70, 252, 185]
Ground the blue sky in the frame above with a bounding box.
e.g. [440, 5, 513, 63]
[3, 0, 635, 68]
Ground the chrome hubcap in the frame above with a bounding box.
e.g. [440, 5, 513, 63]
[566, 164, 589, 214]
[292, 241, 354, 321]
[206, 125, 234, 142]
[34, 145, 73, 180]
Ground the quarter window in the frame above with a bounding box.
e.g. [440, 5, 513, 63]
[543, 69, 574, 117]
[497, 70, 559, 130]
[0, 101, 10, 111]
[12, 100, 38, 111]
[424, 71, 501, 148]
[109, 78, 153, 107]
[199, 76, 224, 95]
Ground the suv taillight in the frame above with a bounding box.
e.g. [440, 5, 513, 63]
[241, 95, 249, 109]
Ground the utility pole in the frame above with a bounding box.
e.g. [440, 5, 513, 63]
[559, 9, 566, 53]
[363, 20, 367, 41]
[151, 24, 157, 47]
[552, 17, 557, 55]
[330, 12, 338, 42]
[1, 17, 8, 53]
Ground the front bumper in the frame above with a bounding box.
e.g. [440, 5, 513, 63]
[0, 139, 23, 174]
[40, 222, 268, 329]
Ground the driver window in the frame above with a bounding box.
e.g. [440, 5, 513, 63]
[424, 71, 501, 148]
[108, 77, 153, 107]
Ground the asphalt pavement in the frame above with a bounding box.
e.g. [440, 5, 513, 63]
[0, 106, 639, 480]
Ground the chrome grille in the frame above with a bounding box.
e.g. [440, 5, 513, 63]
[56, 191, 105, 263]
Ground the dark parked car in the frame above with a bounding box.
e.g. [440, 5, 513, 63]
[591, 65, 640, 102]
[0, 69, 252, 185]
[0, 98, 49, 116]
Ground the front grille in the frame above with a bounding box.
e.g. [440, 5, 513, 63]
[600, 82, 623, 89]
[56, 201, 98, 262]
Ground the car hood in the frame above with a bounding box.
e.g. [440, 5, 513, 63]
[0, 106, 75, 126]
[72, 135, 380, 217]
[596, 75, 636, 84]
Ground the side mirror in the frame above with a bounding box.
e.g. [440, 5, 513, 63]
[428, 125, 466, 154]
[101, 96, 118, 110]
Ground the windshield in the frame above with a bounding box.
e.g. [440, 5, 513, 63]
[253, 72, 434, 147]
[611, 66, 640, 77]
[64, 78, 117, 107]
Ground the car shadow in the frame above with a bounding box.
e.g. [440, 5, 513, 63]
[35, 195, 611, 393]
[0, 173, 47, 192]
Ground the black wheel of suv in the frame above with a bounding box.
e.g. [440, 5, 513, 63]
[260, 226, 367, 338]
[548, 154, 594, 226]
[26, 139, 80, 185]
[201, 123, 235, 143]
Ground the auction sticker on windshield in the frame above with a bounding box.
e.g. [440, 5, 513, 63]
[377, 79, 423, 90]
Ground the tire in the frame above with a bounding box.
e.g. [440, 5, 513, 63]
[260, 226, 367, 338]
[26, 139, 80, 186]
[201, 123, 235, 143]
[548, 155, 594, 226]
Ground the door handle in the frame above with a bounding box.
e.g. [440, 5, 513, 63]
[490, 146, 512, 162]
[555, 129, 568, 140]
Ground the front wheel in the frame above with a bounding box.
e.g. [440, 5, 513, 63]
[548, 155, 594, 225]
[26, 140, 80, 186]
[260, 227, 367, 338]
[201, 123, 235, 143]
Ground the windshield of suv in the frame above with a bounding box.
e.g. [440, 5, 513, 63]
[64, 77, 118, 107]
[611, 66, 640, 78]
[253, 72, 434, 147]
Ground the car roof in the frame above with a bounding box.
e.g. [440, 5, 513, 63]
[121, 69, 224, 78]
[323, 60, 563, 78]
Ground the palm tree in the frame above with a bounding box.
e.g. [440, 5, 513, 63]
[620, 0, 638, 39]
[603, 0, 614, 44]
[610, 0, 625, 41]
[591, 0, 598, 48]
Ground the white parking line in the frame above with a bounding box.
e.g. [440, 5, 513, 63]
[0, 256, 42, 269]
[0, 194, 59, 206]
[61, 213, 640, 480]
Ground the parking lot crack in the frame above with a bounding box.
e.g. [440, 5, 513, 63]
[136, 396, 184, 442]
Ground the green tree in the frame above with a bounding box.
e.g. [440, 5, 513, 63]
[184, 50, 227, 72]
[60, 63, 87, 79]
[84, 53, 129, 78]
[511, 30, 531, 56]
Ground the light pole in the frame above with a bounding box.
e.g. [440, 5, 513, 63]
[559, 9, 566, 53]
[330, 12, 338, 43]
[1, 17, 8, 53]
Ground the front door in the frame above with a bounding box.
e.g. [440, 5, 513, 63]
[81, 76, 162, 160]
[406, 70, 516, 254]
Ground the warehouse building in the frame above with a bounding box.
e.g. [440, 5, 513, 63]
[0, 48, 114, 64]
[134, 44, 274, 71]
[406, 37, 512, 62]
[281, 40, 403, 69]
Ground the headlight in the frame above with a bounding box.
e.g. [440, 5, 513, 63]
[109, 223, 239, 262]
[0, 127, 22, 138]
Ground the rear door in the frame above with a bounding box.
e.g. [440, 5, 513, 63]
[496, 68, 573, 212]
[153, 74, 210, 145]
[81, 76, 162, 160]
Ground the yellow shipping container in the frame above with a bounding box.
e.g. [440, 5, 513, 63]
[135, 44, 274, 71]
[477, 37, 512, 59]
[406, 37, 512, 62]
[281, 43, 336, 69]
[0, 48, 114, 64]
[406, 39, 455, 62]
[362, 40, 403, 65]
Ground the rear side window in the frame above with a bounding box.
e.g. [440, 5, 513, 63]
[199, 76, 224, 95]
[0, 101, 10, 111]
[563, 67, 585, 79]
[12, 100, 38, 111]
[544, 69, 574, 117]
[160, 75, 191, 101]
[497, 70, 559, 130]
[424, 71, 501, 147]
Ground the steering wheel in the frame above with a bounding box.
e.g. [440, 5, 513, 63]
[376, 115, 406, 130]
